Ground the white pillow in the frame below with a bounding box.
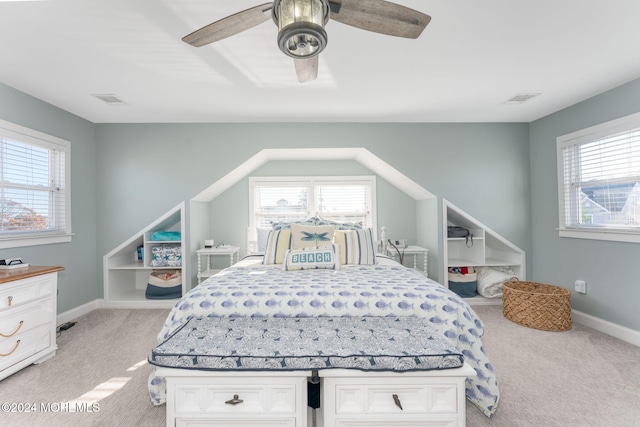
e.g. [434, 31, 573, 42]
[282, 245, 340, 271]
[290, 223, 334, 249]
[256, 227, 271, 252]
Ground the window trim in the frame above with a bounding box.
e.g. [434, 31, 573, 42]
[0, 119, 72, 249]
[557, 111, 640, 243]
[249, 175, 377, 242]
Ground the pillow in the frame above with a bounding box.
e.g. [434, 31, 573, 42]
[290, 223, 335, 249]
[263, 229, 292, 265]
[333, 228, 377, 265]
[316, 218, 363, 230]
[282, 245, 340, 271]
[271, 217, 319, 231]
[256, 227, 271, 252]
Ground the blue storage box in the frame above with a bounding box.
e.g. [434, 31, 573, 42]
[448, 267, 478, 298]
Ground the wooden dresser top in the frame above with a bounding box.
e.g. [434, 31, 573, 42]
[0, 266, 65, 285]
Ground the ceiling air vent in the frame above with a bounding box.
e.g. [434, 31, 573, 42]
[503, 93, 541, 105]
[91, 94, 127, 106]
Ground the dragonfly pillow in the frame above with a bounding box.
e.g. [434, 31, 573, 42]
[290, 224, 335, 249]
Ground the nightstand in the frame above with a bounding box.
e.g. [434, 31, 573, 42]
[388, 246, 429, 276]
[196, 247, 240, 283]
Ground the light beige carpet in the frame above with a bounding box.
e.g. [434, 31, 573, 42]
[1, 306, 639, 426]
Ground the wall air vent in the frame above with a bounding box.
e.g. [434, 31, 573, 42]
[503, 93, 541, 105]
[91, 94, 127, 106]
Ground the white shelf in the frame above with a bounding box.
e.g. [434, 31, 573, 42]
[443, 199, 525, 301]
[104, 202, 186, 308]
[104, 289, 180, 309]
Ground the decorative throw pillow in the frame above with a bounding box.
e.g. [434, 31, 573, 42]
[271, 217, 319, 231]
[256, 227, 271, 252]
[290, 223, 335, 249]
[282, 245, 340, 271]
[263, 229, 292, 265]
[333, 228, 377, 265]
[315, 218, 363, 230]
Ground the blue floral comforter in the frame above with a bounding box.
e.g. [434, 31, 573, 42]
[148, 259, 499, 417]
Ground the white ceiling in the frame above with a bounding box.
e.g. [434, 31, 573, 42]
[1, 0, 639, 124]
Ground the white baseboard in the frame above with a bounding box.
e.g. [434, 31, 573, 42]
[572, 309, 640, 347]
[56, 299, 104, 326]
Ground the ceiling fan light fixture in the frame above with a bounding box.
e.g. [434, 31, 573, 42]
[273, 0, 329, 59]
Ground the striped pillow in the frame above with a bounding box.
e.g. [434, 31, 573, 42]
[263, 229, 292, 265]
[333, 228, 377, 265]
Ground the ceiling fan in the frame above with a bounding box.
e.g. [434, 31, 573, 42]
[182, 0, 431, 83]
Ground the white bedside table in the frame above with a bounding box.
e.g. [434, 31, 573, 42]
[196, 246, 240, 283]
[388, 245, 429, 276]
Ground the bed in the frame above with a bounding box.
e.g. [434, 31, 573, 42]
[148, 223, 499, 419]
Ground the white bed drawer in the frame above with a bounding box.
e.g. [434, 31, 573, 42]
[175, 383, 297, 415]
[334, 418, 458, 427]
[334, 383, 458, 415]
[0, 273, 55, 310]
[322, 366, 474, 427]
[176, 418, 296, 427]
[158, 369, 311, 427]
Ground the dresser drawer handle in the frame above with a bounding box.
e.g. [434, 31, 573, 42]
[0, 340, 21, 357]
[7, 296, 13, 307]
[392, 394, 403, 411]
[0, 320, 24, 338]
[225, 394, 244, 405]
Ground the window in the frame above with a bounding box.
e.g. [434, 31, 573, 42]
[0, 119, 71, 248]
[557, 112, 640, 242]
[249, 175, 376, 239]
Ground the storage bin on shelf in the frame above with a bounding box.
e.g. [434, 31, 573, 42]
[448, 267, 478, 298]
[502, 280, 572, 331]
[145, 270, 182, 300]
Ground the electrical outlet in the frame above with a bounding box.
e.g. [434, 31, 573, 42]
[575, 280, 587, 294]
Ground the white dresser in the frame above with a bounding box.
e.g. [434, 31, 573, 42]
[0, 266, 64, 381]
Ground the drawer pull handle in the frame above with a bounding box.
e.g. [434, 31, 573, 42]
[0, 340, 21, 357]
[225, 394, 244, 405]
[392, 394, 403, 411]
[0, 320, 24, 338]
[7, 296, 12, 307]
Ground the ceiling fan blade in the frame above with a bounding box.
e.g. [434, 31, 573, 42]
[294, 57, 319, 83]
[328, 0, 430, 39]
[182, 3, 274, 47]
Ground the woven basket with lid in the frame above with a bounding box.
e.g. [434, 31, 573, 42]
[502, 280, 572, 331]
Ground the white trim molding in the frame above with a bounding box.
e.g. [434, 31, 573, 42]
[572, 309, 640, 347]
[56, 299, 104, 327]
[192, 147, 435, 202]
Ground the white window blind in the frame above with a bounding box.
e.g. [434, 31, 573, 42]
[0, 119, 71, 248]
[315, 183, 372, 226]
[250, 176, 376, 235]
[557, 112, 640, 241]
[254, 184, 309, 228]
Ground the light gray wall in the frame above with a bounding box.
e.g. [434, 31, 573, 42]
[530, 78, 640, 331]
[0, 83, 98, 314]
[206, 159, 417, 256]
[95, 123, 531, 293]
